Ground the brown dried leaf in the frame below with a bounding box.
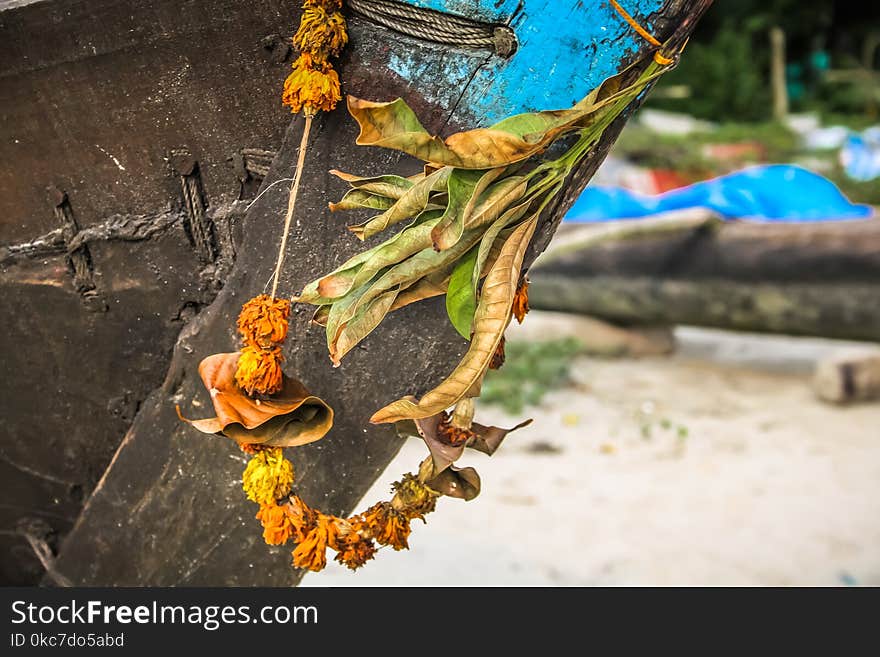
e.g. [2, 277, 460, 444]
[413, 412, 532, 476]
[426, 466, 481, 501]
[348, 167, 450, 240]
[329, 170, 415, 199]
[330, 287, 400, 366]
[178, 352, 333, 448]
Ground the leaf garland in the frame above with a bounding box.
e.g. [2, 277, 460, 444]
[294, 55, 673, 419]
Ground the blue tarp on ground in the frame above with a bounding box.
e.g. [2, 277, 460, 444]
[565, 164, 874, 223]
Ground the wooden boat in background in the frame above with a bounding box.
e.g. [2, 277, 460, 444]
[0, 0, 708, 584]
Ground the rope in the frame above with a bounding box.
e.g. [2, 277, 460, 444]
[606, 0, 675, 66]
[347, 0, 517, 57]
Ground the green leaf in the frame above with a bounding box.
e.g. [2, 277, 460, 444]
[445, 244, 479, 339]
[429, 168, 488, 252]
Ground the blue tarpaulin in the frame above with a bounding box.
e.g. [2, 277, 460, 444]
[565, 165, 874, 223]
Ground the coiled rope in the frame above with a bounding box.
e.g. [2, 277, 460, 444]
[347, 0, 517, 57]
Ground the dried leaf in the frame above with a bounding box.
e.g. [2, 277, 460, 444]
[462, 176, 528, 234]
[330, 170, 415, 199]
[315, 210, 443, 300]
[387, 268, 452, 313]
[413, 412, 532, 477]
[330, 287, 400, 365]
[178, 352, 334, 448]
[348, 167, 450, 240]
[371, 215, 538, 423]
[311, 305, 330, 327]
[473, 202, 530, 295]
[426, 466, 481, 501]
[467, 418, 533, 455]
[328, 227, 485, 361]
[346, 64, 651, 169]
[429, 168, 491, 252]
[329, 189, 396, 212]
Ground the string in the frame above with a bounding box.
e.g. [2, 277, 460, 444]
[606, 0, 674, 65]
[270, 114, 313, 300]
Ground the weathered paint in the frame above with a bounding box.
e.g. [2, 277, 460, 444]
[385, 0, 665, 125]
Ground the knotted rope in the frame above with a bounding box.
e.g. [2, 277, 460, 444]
[347, 0, 517, 57]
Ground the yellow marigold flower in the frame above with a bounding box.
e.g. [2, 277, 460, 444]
[294, 7, 347, 58]
[237, 294, 291, 348]
[282, 53, 341, 115]
[234, 345, 284, 396]
[291, 513, 338, 572]
[512, 278, 530, 324]
[242, 447, 294, 506]
[359, 502, 411, 551]
[391, 473, 439, 521]
[489, 335, 506, 370]
[256, 503, 294, 545]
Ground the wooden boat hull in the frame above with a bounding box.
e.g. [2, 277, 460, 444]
[0, 0, 702, 584]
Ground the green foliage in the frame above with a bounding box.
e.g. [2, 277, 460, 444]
[648, 22, 770, 122]
[480, 338, 584, 414]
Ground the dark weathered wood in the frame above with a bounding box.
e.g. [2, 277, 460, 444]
[530, 275, 880, 342]
[0, 0, 296, 585]
[530, 218, 880, 342]
[38, 1, 712, 585]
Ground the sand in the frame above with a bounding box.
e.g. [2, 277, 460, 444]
[304, 321, 880, 586]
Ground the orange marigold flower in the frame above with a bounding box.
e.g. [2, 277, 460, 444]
[489, 335, 506, 370]
[235, 345, 284, 396]
[282, 53, 342, 115]
[286, 495, 317, 543]
[359, 502, 411, 551]
[256, 503, 294, 546]
[333, 520, 377, 571]
[294, 6, 348, 58]
[291, 513, 338, 572]
[391, 473, 439, 521]
[512, 278, 530, 323]
[239, 443, 266, 455]
[237, 294, 291, 348]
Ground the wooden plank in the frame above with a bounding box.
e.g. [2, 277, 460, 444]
[529, 217, 880, 341]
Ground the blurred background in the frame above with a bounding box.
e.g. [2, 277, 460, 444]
[306, 0, 880, 586]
